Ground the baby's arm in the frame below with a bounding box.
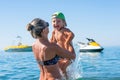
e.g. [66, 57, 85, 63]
[64, 29, 74, 49]
[66, 31, 74, 44]
[50, 30, 57, 43]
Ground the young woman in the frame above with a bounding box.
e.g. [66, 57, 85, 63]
[26, 18, 75, 80]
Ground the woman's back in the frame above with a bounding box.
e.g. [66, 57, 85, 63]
[32, 39, 62, 80]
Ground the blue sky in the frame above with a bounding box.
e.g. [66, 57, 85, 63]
[0, 0, 120, 49]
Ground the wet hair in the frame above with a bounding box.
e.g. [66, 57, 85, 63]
[26, 18, 49, 38]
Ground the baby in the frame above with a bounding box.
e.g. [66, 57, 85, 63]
[50, 12, 76, 79]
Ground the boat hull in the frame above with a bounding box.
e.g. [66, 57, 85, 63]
[4, 46, 32, 52]
[80, 48, 104, 52]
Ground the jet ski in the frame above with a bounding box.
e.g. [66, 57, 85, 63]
[77, 38, 104, 52]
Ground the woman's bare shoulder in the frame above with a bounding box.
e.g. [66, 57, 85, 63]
[32, 41, 39, 48]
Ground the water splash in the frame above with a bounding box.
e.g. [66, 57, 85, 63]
[67, 43, 83, 80]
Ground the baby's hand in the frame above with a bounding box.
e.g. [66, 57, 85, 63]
[65, 42, 69, 49]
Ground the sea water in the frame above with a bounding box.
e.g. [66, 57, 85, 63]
[0, 45, 120, 80]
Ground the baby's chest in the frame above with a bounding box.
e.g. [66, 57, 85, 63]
[55, 32, 66, 40]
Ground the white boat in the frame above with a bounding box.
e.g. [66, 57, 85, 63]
[77, 38, 104, 52]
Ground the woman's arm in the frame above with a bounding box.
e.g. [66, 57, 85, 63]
[54, 43, 76, 60]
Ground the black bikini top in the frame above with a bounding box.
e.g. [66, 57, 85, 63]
[37, 55, 60, 66]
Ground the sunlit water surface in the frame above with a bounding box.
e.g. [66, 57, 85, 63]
[0, 45, 120, 80]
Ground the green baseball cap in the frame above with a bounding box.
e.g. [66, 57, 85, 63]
[52, 12, 65, 20]
[52, 12, 67, 26]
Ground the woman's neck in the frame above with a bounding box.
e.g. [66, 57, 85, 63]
[39, 37, 49, 43]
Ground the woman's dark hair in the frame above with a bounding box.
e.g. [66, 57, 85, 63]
[26, 18, 49, 38]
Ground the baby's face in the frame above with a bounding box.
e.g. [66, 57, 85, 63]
[52, 18, 64, 30]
